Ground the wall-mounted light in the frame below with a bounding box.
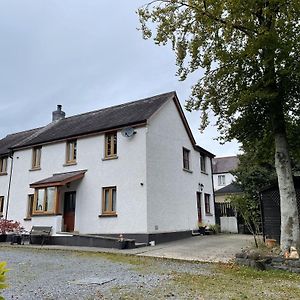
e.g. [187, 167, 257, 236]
[199, 183, 204, 191]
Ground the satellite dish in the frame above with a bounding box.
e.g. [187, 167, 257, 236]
[121, 127, 136, 138]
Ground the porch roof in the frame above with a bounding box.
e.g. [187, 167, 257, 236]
[30, 170, 87, 188]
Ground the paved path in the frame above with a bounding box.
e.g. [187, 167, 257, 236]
[1, 234, 253, 263]
[131, 234, 253, 262]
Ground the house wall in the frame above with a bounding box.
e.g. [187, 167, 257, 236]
[7, 127, 148, 234]
[213, 172, 235, 191]
[0, 157, 12, 217]
[146, 99, 215, 234]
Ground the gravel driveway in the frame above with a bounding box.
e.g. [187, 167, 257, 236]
[1, 247, 212, 300]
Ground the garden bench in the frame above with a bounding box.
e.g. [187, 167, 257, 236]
[29, 226, 52, 246]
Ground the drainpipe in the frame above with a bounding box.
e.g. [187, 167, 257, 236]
[4, 149, 14, 222]
[210, 157, 216, 224]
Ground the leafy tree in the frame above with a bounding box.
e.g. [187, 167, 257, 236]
[138, 0, 300, 252]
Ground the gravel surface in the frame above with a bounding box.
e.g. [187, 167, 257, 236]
[0, 246, 212, 299]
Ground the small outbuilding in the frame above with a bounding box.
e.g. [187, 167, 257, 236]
[260, 176, 300, 243]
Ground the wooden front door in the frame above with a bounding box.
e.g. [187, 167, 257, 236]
[196, 192, 202, 223]
[63, 192, 76, 232]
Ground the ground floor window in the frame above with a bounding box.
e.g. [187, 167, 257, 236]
[26, 194, 34, 219]
[0, 196, 4, 216]
[204, 193, 211, 215]
[102, 186, 116, 215]
[33, 187, 57, 214]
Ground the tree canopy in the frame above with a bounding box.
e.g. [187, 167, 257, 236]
[138, 0, 300, 143]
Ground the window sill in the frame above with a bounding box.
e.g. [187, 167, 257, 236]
[0, 172, 7, 176]
[102, 156, 118, 161]
[183, 168, 193, 173]
[98, 214, 118, 218]
[63, 162, 77, 167]
[29, 167, 41, 172]
[201, 171, 208, 175]
[205, 213, 213, 216]
[31, 213, 61, 217]
[23, 217, 32, 221]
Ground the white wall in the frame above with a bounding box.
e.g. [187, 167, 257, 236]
[213, 172, 235, 191]
[0, 157, 11, 218]
[146, 99, 215, 234]
[7, 128, 148, 234]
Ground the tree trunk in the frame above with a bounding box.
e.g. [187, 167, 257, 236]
[274, 132, 300, 252]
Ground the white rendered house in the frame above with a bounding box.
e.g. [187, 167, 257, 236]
[0, 92, 215, 243]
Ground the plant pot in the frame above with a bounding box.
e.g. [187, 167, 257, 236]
[265, 239, 277, 248]
[0, 234, 7, 242]
[10, 234, 22, 245]
[198, 226, 206, 235]
[117, 241, 127, 249]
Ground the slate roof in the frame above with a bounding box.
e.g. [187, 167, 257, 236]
[0, 128, 42, 157]
[212, 156, 239, 174]
[215, 182, 243, 194]
[0, 91, 215, 158]
[30, 170, 87, 188]
[0, 92, 175, 155]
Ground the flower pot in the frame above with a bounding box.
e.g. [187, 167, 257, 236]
[198, 226, 206, 235]
[117, 241, 127, 249]
[10, 234, 22, 245]
[0, 234, 7, 242]
[265, 239, 277, 248]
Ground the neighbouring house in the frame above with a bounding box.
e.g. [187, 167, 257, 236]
[260, 176, 300, 244]
[0, 91, 215, 245]
[212, 156, 241, 233]
[212, 156, 239, 193]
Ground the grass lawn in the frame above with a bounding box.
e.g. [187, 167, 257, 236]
[96, 252, 300, 299]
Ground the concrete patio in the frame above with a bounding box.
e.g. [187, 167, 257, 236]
[1, 233, 253, 263]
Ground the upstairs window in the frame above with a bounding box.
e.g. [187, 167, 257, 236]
[204, 193, 211, 215]
[66, 140, 77, 164]
[183, 148, 190, 170]
[200, 154, 206, 173]
[105, 132, 117, 158]
[0, 157, 7, 174]
[218, 175, 226, 186]
[0, 196, 4, 216]
[102, 186, 117, 215]
[32, 147, 41, 169]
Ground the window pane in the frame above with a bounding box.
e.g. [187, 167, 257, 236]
[183, 149, 190, 170]
[0, 197, 4, 213]
[46, 187, 55, 212]
[73, 141, 77, 160]
[28, 195, 34, 217]
[36, 189, 45, 211]
[112, 188, 116, 212]
[104, 189, 110, 212]
[113, 133, 117, 155]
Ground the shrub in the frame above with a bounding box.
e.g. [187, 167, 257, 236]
[0, 219, 24, 234]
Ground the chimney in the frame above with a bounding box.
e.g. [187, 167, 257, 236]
[52, 105, 65, 121]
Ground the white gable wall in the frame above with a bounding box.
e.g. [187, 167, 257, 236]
[146, 99, 215, 233]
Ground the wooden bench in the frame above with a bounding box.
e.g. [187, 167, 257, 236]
[29, 226, 52, 246]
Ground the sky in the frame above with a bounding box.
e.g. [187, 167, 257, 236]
[0, 0, 240, 157]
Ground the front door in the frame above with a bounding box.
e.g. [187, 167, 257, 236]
[63, 192, 76, 232]
[196, 192, 202, 223]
